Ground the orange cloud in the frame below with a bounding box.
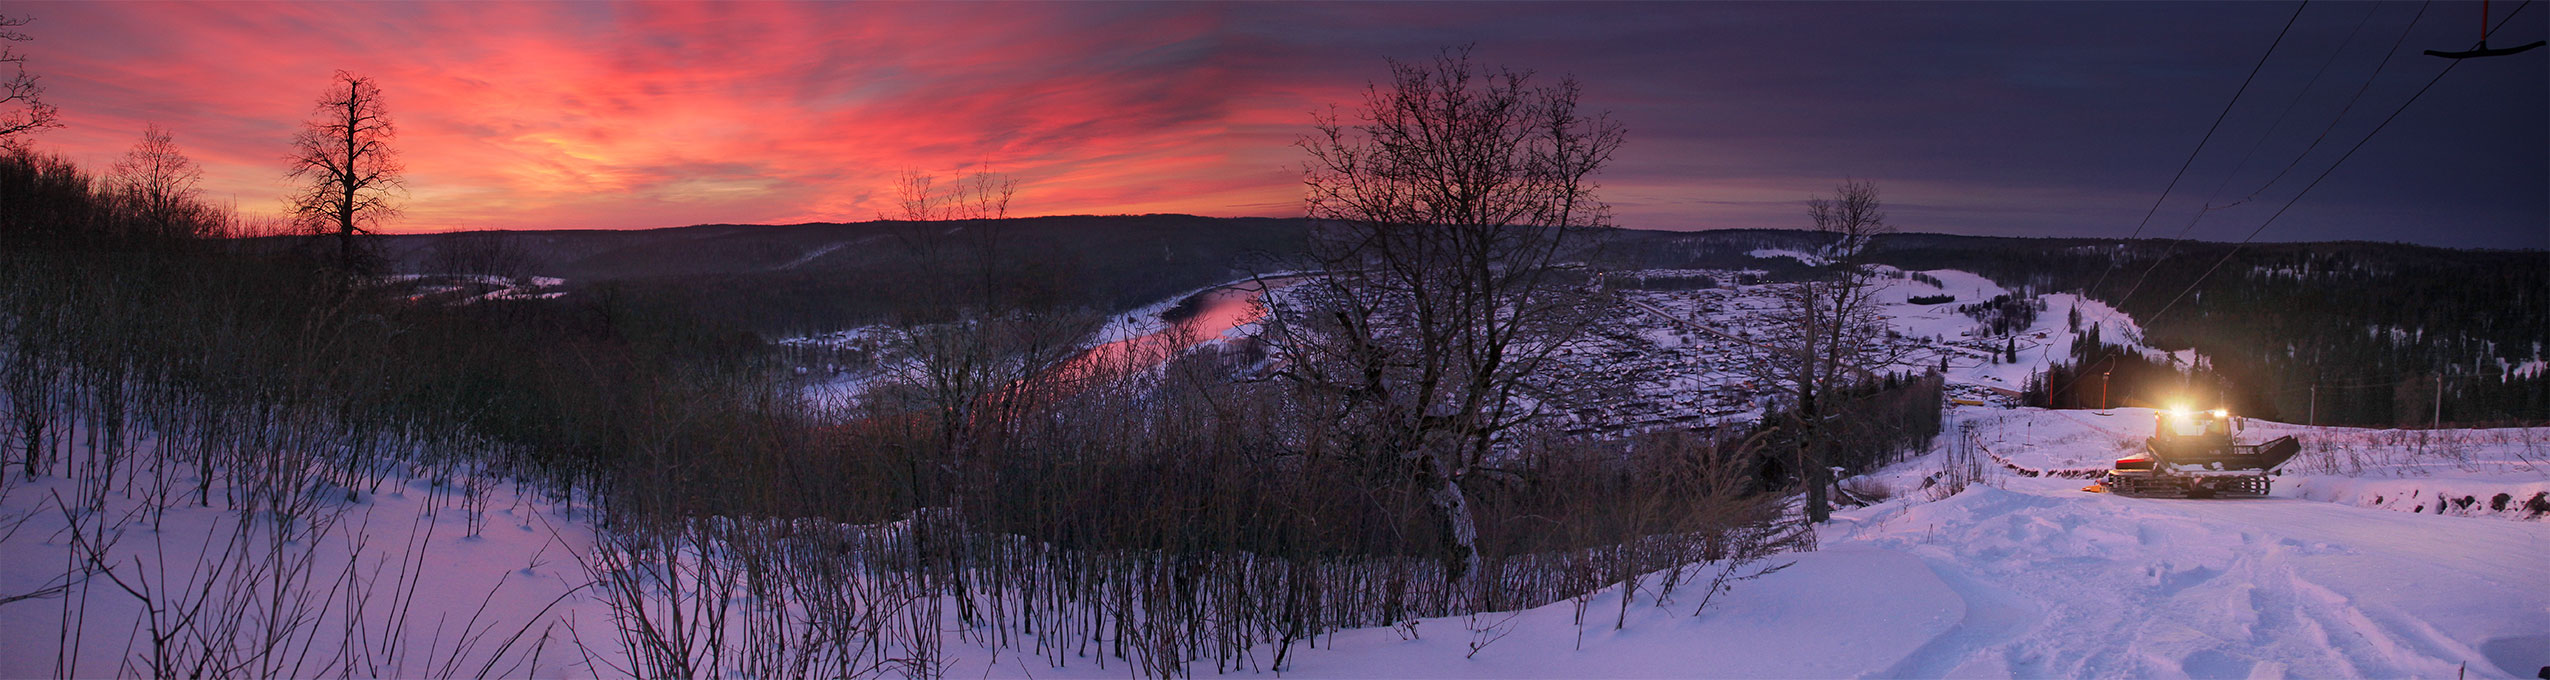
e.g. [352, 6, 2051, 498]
[28, 1, 1296, 232]
[22, 2, 2541, 246]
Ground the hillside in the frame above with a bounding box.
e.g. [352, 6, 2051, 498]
[372, 215, 1311, 335]
[359, 216, 2548, 425]
[9, 389, 2542, 678]
[1202, 408, 2550, 679]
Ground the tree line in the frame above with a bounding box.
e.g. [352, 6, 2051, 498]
[1878, 236, 2549, 426]
[0, 41, 1928, 677]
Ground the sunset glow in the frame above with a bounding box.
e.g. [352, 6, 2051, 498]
[17, 1, 2546, 246]
[30, 3, 1281, 230]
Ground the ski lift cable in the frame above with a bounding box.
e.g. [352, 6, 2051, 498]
[2108, 1, 2398, 315]
[2142, 0, 2536, 329]
[2110, 1, 2421, 310]
[2041, 1, 2529, 408]
[2203, 1, 2397, 216]
[2219, 0, 2443, 215]
[2076, 1, 2314, 310]
[2426, 0, 2549, 57]
[2047, 2, 2314, 406]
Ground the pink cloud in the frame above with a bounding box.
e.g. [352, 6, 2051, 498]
[23, 1, 1294, 232]
[25, 2, 2531, 246]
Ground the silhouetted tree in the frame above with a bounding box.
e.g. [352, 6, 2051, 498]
[1749, 179, 1908, 523]
[891, 168, 938, 222]
[1272, 46, 1624, 594]
[106, 123, 213, 241]
[287, 70, 401, 275]
[888, 162, 1016, 222]
[0, 14, 60, 146]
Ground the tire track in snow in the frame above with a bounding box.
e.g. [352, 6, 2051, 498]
[1843, 484, 2549, 678]
[1865, 557, 2044, 679]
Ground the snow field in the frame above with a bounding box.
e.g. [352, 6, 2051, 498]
[1963, 406, 2550, 522]
[9, 260, 2545, 678]
[1866, 265, 2174, 395]
[1073, 409, 2550, 678]
[1822, 477, 2550, 678]
[0, 459, 602, 677]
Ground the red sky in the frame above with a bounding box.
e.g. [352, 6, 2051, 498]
[16, 2, 2545, 246]
[28, 2, 1322, 231]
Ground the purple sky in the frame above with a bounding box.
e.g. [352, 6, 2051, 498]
[18, 1, 2547, 247]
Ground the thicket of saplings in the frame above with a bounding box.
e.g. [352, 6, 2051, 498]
[1, 147, 752, 675]
[1, 148, 1925, 678]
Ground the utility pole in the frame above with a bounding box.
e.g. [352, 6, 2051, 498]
[2432, 373, 2443, 428]
[2100, 369, 2111, 411]
[2308, 383, 2317, 427]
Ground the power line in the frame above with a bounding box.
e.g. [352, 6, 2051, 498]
[2215, 1, 2433, 212]
[2200, 1, 2390, 215]
[2076, 1, 2313, 306]
[2109, 1, 2401, 315]
[2145, 0, 2537, 326]
[2047, 2, 2316, 406]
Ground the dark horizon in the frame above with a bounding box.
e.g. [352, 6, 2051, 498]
[375, 213, 2550, 254]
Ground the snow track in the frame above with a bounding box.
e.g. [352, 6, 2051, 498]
[1870, 556, 2043, 679]
[1147, 470, 2547, 678]
[1834, 483, 2550, 678]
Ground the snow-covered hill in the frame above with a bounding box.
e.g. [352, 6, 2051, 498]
[9, 261, 2544, 678]
[1104, 407, 2550, 679]
[1182, 482, 2547, 679]
[8, 403, 2539, 678]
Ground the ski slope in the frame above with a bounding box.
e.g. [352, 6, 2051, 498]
[1174, 479, 2548, 679]
[10, 411, 2537, 678]
[1824, 477, 2548, 679]
[1110, 407, 2549, 679]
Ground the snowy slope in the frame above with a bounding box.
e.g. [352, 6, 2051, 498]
[0, 467, 600, 678]
[1821, 479, 2550, 678]
[11, 262, 2544, 678]
[1219, 265, 2548, 678]
[998, 462, 2545, 679]
[1952, 406, 2550, 522]
[1090, 409, 2550, 679]
[1868, 266, 2174, 396]
[14, 410, 2538, 678]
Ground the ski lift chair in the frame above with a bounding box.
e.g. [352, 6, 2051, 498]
[2426, 0, 2546, 58]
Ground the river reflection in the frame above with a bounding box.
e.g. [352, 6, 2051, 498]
[1041, 276, 1297, 386]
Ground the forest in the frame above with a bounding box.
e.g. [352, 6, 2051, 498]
[1610, 229, 2550, 427]
[0, 53, 1947, 676]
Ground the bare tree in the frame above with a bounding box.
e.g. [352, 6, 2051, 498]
[287, 70, 402, 275]
[887, 163, 1015, 222]
[891, 168, 939, 222]
[107, 124, 210, 241]
[950, 162, 1016, 222]
[878, 160, 1045, 468]
[0, 14, 60, 147]
[1271, 46, 1624, 595]
[1748, 179, 1906, 523]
